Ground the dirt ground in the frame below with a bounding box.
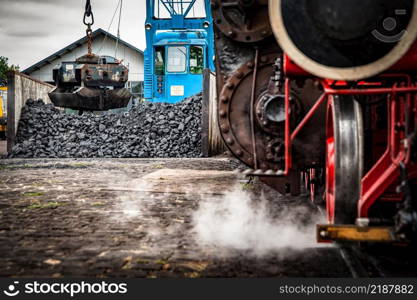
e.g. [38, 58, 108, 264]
[0, 157, 415, 278]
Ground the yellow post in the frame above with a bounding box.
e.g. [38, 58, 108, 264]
[0, 87, 7, 137]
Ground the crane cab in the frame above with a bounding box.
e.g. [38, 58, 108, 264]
[151, 31, 210, 103]
[144, 0, 215, 103]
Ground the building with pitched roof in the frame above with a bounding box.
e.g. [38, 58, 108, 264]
[22, 28, 144, 98]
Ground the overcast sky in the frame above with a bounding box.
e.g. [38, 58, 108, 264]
[0, 0, 147, 70]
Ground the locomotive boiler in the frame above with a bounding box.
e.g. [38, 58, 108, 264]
[212, 0, 417, 243]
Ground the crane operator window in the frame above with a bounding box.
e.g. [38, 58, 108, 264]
[189, 46, 204, 74]
[154, 0, 206, 19]
[167, 46, 187, 73]
[154, 46, 165, 75]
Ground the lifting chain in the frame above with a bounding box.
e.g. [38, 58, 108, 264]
[83, 0, 95, 56]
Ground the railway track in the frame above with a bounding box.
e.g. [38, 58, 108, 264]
[335, 238, 417, 277]
[300, 188, 417, 278]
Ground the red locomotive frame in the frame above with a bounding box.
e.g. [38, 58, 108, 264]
[283, 55, 417, 226]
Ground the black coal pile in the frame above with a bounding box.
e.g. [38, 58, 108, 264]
[9, 94, 203, 158]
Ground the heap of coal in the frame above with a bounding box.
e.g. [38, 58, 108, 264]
[9, 94, 203, 158]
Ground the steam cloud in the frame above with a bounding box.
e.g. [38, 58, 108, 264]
[192, 186, 325, 257]
[109, 170, 326, 259]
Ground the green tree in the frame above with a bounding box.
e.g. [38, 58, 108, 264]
[0, 56, 19, 86]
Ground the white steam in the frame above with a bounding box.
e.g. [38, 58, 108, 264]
[192, 186, 325, 256]
[110, 178, 153, 220]
[106, 167, 326, 258]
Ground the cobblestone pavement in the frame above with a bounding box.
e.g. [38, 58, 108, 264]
[0, 158, 415, 278]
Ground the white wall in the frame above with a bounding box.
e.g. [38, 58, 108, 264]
[29, 35, 144, 83]
[7, 72, 54, 152]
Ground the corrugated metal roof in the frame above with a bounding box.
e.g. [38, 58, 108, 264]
[22, 28, 144, 74]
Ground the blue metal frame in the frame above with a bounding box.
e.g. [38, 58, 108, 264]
[144, 0, 215, 103]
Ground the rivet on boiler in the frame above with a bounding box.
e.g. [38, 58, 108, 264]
[221, 125, 229, 133]
[220, 96, 229, 103]
[227, 30, 236, 38]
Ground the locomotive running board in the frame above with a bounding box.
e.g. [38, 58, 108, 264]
[317, 224, 407, 244]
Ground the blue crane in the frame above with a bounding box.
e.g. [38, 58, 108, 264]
[144, 0, 215, 103]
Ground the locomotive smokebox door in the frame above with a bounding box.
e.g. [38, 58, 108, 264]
[269, 0, 417, 80]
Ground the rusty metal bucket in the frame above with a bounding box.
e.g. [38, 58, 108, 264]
[48, 87, 131, 111]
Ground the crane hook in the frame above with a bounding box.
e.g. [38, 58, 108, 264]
[83, 0, 95, 56]
[83, 0, 95, 26]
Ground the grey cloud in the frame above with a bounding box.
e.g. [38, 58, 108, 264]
[0, 0, 72, 5]
[0, 7, 45, 21]
[3, 29, 51, 38]
[0, 0, 146, 69]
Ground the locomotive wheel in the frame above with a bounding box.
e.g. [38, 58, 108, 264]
[326, 95, 363, 224]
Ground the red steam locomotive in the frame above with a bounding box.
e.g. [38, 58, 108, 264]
[212, 0, 417, 243]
